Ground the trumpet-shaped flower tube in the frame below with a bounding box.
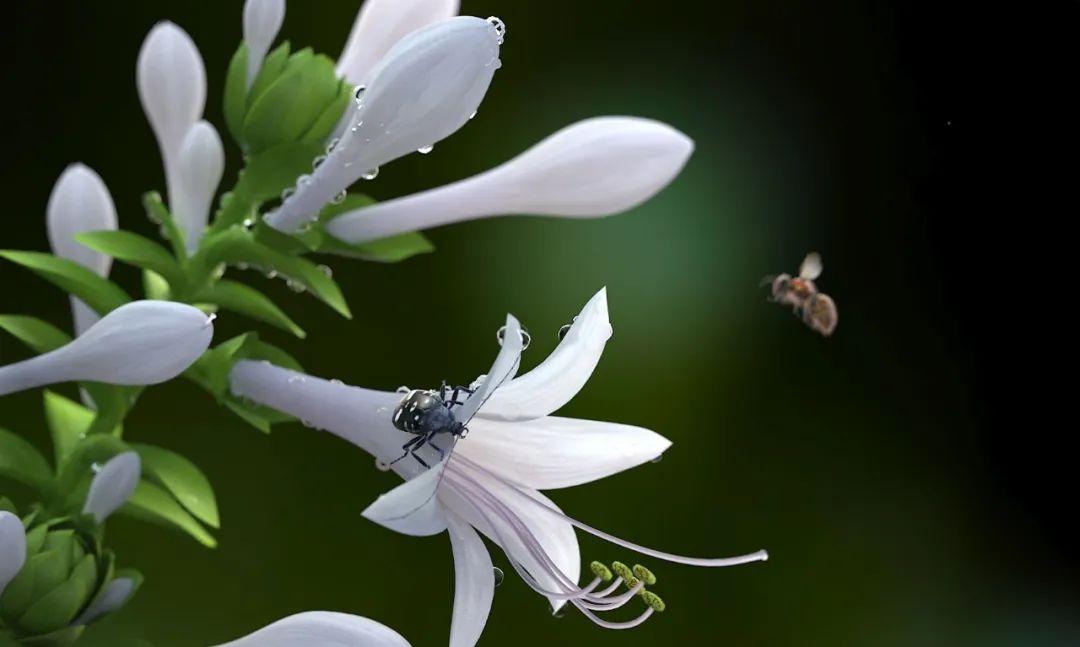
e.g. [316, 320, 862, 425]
[173, 120, 225, 251]
[325, 117, 694, 243]
[215, 611, 411, 647]
[82, 452, 141, 523]
[337, 0, 460, 86]
[229, 289, 766, 646]
[0, 512, 25, 598]
[265, 16, 503, 233]
[243, 0, 286, 88]
[45, 164, 118, 336]
[137, 22, 207, 212]
[0, 301, 214, 396]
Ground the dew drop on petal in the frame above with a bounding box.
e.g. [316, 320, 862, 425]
[318, 264, 333, 278]
[417, 145, 434, 155]
[281, 187, 295, 201]
[312, 155, 327, 170]
[330, 190, 347, 205]
[265, 269, 278, 279]
[469, 110, 478, 121]
[493, 566, 505, 588]
[375, 458, 391, 472]
[361, 167, 380, 180]
[354, 85, 366, 103]
[90, 462, 102, 474]
[486, 16, 507, 44]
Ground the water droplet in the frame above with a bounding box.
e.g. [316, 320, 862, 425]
[325, 138, 340, 154]
[494, 59, 503, 70]
[242, 217, 256, 229]
[330, 190, 347, 205]
[375, 458, 391, 472]
[362, 167, 380, 180]
[287, 375, 306, 385]
[212, 263, 226, 279]
[312, 155, 327, 170]
[286, 279, 305, 293]
[469, 110, 478, 121]
[417, 145, 434, 155]
[650, 455, 663, 464]
[301, 418, 314, 428]
[296, 174, 312, 187]
[90, 462, 102, 474]
[493, 567, 505, 587]
[557, 324, 572, 341]
[318, 264, 333, 278]
[265, 269, 278, 279]
[354, 85, 366, 103]
[487, 16, 507, 44]
[396, 386, 411, 394]
[496, 325, 530, 349]
[281, 187, 295, 201]
[330, 379, 344, 386]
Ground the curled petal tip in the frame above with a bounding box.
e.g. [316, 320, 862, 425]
[83, 451, 141, 523]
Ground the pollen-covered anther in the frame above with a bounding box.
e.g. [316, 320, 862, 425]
[611, 561, 640, 589]
[641, 590, 666, 613]
[632, 564, 657, 586]
[590, 561, 614, 582]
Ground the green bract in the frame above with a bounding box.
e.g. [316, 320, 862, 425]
[0, 518, 137, 644]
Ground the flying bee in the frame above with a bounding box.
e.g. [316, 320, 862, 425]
[765, 252, 839, 336]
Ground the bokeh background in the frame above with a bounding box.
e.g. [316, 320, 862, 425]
[2, 1, 1076, 645]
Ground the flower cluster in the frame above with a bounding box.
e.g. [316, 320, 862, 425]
[1, 0, 763, 645]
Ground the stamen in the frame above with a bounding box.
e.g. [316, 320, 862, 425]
[590, 561, 613, 582]
[633, 564, 657, 586]
[641, 591, 666, 613]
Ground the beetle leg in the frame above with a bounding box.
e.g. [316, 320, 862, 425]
[389, 436, 424, 466]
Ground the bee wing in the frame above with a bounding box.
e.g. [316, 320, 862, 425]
[456, 314, 524, 425]
[799, 252, 823, 280]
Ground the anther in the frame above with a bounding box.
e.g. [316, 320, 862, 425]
[641, 591, 666, 613]
[590, 561, 613, 582]
[611, 562, 639, 588]
[632, 564, 657, 586]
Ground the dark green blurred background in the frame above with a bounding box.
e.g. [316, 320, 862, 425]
[2, 1, 1076, 645]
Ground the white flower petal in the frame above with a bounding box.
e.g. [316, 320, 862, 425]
[0, 511, 26, 598]
[0, 301, 214, 396]
[137, 21, 207, 210]
[337, 0, 459, 86]
[243, 0, 286, 89]
[215, 611, 411, 647]
[71, 576, 137, 625]
[46, 163, 119, 336]
[266, 16, 502, 233]
[442, 469, 579, 612]
[361, 463, 448, 537]
[480, 288, 611, 422]
[445, 511, 493, 647]
[83, 451, 141, 523]
[227, 361, 440, 478]
[325, 116, 693, 243]
[458, 415, 671, 490]
[173, 121, 225, 252]
[456, 314, 523, 423]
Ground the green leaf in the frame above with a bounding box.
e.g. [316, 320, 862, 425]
[322, 231, 435, 263]
[221, 401, 273, 433]
[42, 392, 95, 468]
[319, 193, 375, 220]
[200, 228, 351, 318]
[0, 496, 14, 513]
[0, 316, 71, 354]
[121, 481, 216, 548]
[194, 280, 305, 338]
[247, 41, 290, 112]
[243, 49, 339, 154]
[302, 79, 352, 142]
[224, 43, 249, 144]
[17, 554, 96, 635]
[142, 269, 171, 300]
[0, 251, 130, 316]
[18, 625, 86, 645]
[74, 231, 184, 289]
[245, 340, 303, 373]
[0, 427, 53, 493]
[130, 444, 219, 528]
[240, 140, 327, 203]
[185, 334, 253, 399]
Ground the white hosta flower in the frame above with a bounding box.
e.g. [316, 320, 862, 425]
[173, 120, 225, 252]
[215, 611, 411, 647]
[265, 16, 503, 233]
[0, 511, 25, 598]
[243, 0, 286, 88]
[45, 164, 118, 336]
[337, 0, 460, 86]
[327, 117, 694, 244]
[136, 22, 207, 214]
[230, 289, 767, 645]
[82, 452, 141, 523]
[0, 301, 215, 396]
